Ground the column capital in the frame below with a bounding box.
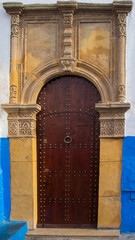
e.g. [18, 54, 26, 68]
[2, 104, 41, 138]
[95, 102, 130, 138]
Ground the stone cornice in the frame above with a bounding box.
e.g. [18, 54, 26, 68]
[2, 103, 41, 113]
[113, 1, 132, 14]
[3, 2, 24, 15]
[95, 102, 130, 111]
[3, 1, 132, 14]
[57, 1, 78, 13]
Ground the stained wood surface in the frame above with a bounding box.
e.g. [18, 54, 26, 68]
[37, 76, 101, 228]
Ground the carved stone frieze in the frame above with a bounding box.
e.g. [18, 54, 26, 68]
[100, 120, 114, 137]
[118, 13, 126, 37]
[9, 120, 19, 136]
[19, 119, 36, 136]
[11, 14, 20, 37]
[95, 102, 130, 138]
[2, 104, 41, 138]
[114, 119, 125, 136]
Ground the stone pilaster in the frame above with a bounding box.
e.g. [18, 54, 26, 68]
[113, 1, 132, 102]
[58, 1, 78, 72]
[3, 3, 24, 103]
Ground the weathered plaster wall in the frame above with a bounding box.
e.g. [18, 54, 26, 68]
[26, 23, 57, 77]
[80, 22, 111, 76]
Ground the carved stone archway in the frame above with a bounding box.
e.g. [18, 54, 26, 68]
[2, 0, 132, 234]
[21, 60, 113, 104]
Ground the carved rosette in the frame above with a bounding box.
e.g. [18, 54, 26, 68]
[2, 104, 41, 138]
[95, 102, 130, 138]
[118, 13, 126, 37]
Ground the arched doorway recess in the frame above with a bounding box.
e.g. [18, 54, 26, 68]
[36, 75, 101, 228]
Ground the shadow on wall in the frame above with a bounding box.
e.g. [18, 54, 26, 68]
[121, 137, 135, 233]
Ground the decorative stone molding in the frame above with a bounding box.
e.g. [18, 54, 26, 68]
[10, 85, 17, 102]
[118, 13, 126, 37]
[2, 104, 41, 138]
[95, 102, 130, 138]
[3, 2, 24, 38]
[59, 58, 76, 72]
[118, 84, 125, 99]
[21, 60, 113, 104]
[11, 14, 20, 37]
[113, 1, 132, 102]
[3, 3, 24, 103]
[58, 1, 78, 72]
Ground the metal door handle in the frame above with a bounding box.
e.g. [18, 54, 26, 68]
[64, 135, 72, 144]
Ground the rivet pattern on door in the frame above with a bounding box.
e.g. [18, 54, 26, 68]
[37, 76, 101, 228]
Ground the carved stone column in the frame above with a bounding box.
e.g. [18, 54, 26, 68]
[113, 1, 132, 102]
[58, 1, 78, 72]
[2, 104, 41, 138]
[95, 102, 130, 138]
[3, 3, 24, 103]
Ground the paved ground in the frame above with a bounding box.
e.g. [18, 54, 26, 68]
[25, 234, 135, 240]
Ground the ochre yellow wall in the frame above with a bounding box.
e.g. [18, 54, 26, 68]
[98, 138, 123, 228]
[9, 137, 123, 229]
[10, 138, 37, 229]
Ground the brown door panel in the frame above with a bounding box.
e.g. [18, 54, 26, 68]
[37, 76, 100, 228]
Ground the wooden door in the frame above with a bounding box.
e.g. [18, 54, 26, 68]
[37, 76, 101, 228]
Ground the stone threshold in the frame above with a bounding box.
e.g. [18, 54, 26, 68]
[26, 228, 120, 239]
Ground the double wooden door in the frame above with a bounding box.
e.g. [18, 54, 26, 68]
[37, 76, 101, 228]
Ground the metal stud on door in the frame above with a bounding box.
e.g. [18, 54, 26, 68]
[37, 76, 101, 228]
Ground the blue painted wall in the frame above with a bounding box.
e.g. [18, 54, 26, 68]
[0, 138, 11, 222]
[121, 137, 135, 233]
[0, 138, 4, 222]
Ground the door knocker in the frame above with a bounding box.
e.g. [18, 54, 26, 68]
[64, 135, 72, 144]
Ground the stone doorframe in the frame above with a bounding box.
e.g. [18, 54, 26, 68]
[2, 1, 132, 230]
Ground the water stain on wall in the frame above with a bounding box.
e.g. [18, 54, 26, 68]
[80, 23, 110, 76]
[26, 23, 57, 76]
